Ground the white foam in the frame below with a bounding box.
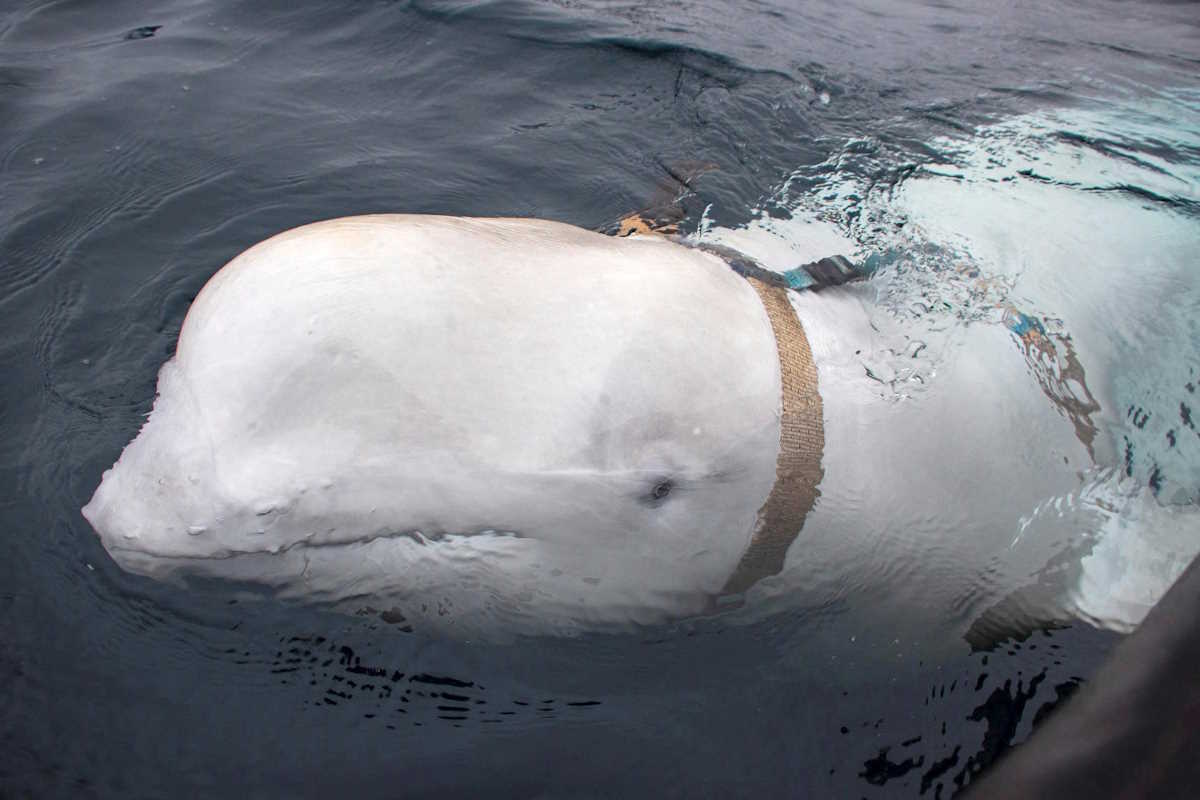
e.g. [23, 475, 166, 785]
[700, 92, 1200, 634]
[690, 209, 858, 273]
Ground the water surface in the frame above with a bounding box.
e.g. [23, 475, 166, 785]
[2, 1, 1198, 797]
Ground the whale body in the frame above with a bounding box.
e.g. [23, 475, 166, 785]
[85, 213, 1197, 639]
[84, 215, 795, 634]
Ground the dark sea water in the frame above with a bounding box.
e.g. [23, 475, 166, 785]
[2, 1, 1198, 797]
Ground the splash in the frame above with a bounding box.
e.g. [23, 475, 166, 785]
[697, 89, 1200, 633]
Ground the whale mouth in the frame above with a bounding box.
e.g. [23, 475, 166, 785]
[100, 528, 532, 600]
[102, 526, 528, 567]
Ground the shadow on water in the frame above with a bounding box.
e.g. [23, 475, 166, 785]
[256, 635, 605, 727]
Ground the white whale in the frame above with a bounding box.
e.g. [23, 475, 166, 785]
[84, 215, 822, 635]
[84, 212, 1196, 639]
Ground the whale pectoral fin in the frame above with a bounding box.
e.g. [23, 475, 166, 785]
[964, 581, 1075, 652]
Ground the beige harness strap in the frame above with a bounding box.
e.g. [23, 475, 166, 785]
[721, 277, 825, 596]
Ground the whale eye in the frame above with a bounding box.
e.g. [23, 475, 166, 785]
[642, 478, 675, 507]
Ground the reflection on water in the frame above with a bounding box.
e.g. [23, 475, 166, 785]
[261, 635, 605, 726]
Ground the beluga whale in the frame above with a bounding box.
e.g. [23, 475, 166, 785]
[83, 212, 1196, 640]
[84, 214, 835, 636]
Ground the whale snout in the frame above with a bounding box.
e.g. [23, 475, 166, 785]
[81, 358, 241, 567]
[83, 463, 215, 569]
[82, 417, 246, 570]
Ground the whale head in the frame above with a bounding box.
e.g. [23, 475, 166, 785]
[82, 216, 816, 634]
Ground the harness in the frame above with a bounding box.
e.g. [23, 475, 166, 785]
[691, 241, 875, 598]
[721, 275, 825, 595]
[615, 218, 875, 600]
